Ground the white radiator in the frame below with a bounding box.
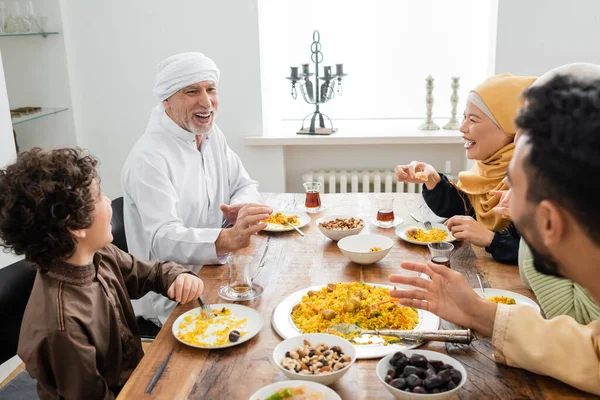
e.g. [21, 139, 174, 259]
[302, 169, 424, 194]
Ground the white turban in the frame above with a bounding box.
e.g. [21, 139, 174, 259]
[153, 52, 220, 102]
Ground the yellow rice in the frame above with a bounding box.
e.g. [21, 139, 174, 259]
[177, 307, 248, 347]
[290, 282, 419, 338]
[406, 228, 448, 243]
[487, 296, 516, 305]
[262, 212, 300, 225]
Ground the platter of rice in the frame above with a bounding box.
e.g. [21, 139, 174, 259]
[272, 282, 439, 359]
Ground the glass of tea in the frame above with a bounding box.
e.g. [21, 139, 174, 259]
[427, 242, 455, 267]
[217, 255, 263, 301]
[376, 194, 395, 226]
[303, 182, 322, 212]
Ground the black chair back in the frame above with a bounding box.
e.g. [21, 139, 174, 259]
[111, 197, 128, 253]
[0, 259, 37, 364]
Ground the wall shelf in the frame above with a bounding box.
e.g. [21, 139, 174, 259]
[11, 107, 68, 125]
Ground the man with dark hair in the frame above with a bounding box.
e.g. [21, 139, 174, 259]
[0, 148, 205, 399]
[389, 73, 600, 395]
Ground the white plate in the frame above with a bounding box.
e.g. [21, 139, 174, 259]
[367, 216, 404, 229]
[475, 288, 541, 312]
[272, 283, 440, 359]
[172, 304, 263, 349]
[395, 223, 456, 246]
[249, 380, 341, 400]
[262, 210, 310, 232]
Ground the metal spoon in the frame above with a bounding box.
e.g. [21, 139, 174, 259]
[328, 323, 472, 344]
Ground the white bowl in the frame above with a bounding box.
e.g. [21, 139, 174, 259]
[376, 349, 467, 400]
[273, 333, 357, 386]
[337, 234, 394, 265]
[248, 380, 341, 400]
[316, 215, 365, 241]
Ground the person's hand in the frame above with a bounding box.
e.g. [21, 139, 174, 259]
[220, 203, 245, 225]
[167, 274, 204, 304]
[491, 188, 511, 219]
[394, 161, 441, 190]
[216, 204, 272, 255]
[445, 216, 495, 247]
[389, 262, 497, 336]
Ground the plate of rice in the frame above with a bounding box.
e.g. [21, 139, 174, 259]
[173, 304, 263, 349]
[261, 210, 311, 232]
[272, 282, 440, 359]
[395, 223, 456, 245]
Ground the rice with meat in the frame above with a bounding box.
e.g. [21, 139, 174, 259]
[290, 282, 419, 337]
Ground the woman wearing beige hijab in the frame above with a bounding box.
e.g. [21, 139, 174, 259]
[396, 74, 536, 264]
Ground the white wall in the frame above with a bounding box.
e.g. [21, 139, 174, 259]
[495, 0, 600, 75]
[0, 0, 77, 151]
[59, 0, 285, 199]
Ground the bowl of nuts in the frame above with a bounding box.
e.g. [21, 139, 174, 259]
[273, 333, 357, 386]
[316, 215, 365, 241]
[376, 349, 467, 399]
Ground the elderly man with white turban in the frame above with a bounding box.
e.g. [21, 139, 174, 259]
[122, 52, 272, 326]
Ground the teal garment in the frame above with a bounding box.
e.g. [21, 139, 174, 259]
[519, 239, 600, 324]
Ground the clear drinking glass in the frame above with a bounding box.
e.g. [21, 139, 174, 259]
[376, 194, 395, 226]
[428, 242, 454, 267]
[217, 255, 263, 301]
[303, 181, 321, 211]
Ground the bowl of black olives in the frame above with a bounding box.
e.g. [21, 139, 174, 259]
[376, 349, 466, 399]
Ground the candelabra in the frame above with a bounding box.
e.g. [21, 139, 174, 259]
[419, 75, 440, 130]
[286, 30, 347, 135]
[443, 77, 460, 130]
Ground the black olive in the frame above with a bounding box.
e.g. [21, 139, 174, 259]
[394, 357, 409, 372]
[425, 369, 436, 378]
[402, 365, 421, 377]
[424, 375, 443, 391]
[405, 374, 422, 389]
[437, 369, 452, 384]
[285, 351, 290, 358]
[385, 375, 393, 384]
[415, 368, 426, 379]
[409, 354, 428, 369]
[389, 378, 406, 390]
[228, 330, 241, 342]
[450, 369, 462, 384]
[387, 369, 396, 378]
[431, 388, 440, 394]
[412, 386, 426, 394]
[428, 360, 444, 372]
[393, 351, 406, 359]
[440, 363, 452, 370]
[447, 380, 457, 390]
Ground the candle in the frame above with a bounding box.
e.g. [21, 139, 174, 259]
[301, 63, 310, 76]
[323, 66, 332, 78]
[290, 67, 299, 79]
[335, 63, 344, 76]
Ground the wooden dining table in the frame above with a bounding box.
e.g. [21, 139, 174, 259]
[118, 193, 593, 399]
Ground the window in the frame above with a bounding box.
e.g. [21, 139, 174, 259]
[258, 0, 498, 135]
